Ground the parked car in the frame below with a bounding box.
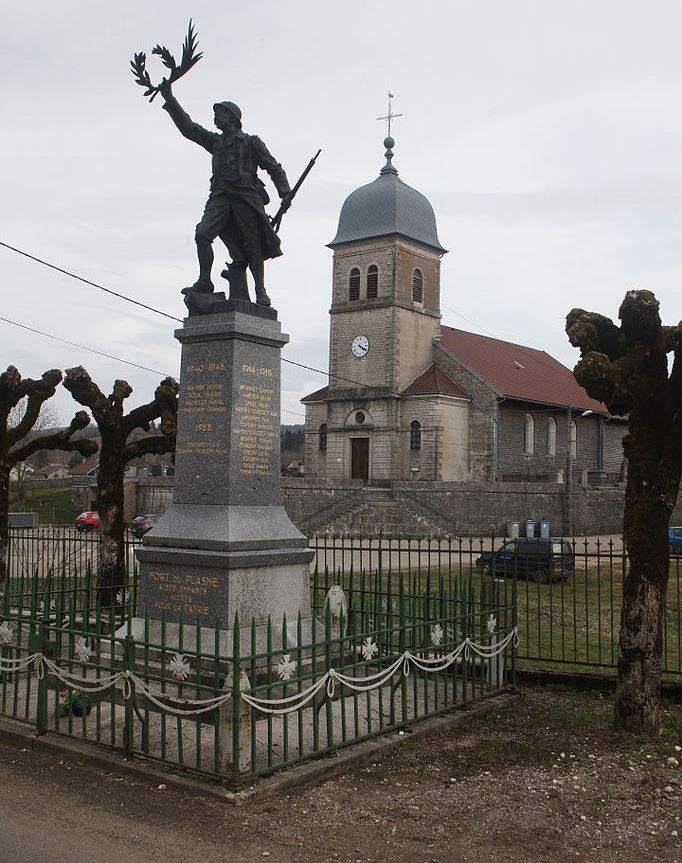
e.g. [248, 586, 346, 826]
[669, 526, 682, 555]
[75, 511, 100, 532]
[475, 537, 574, 583]
[131, 513, 159, 538]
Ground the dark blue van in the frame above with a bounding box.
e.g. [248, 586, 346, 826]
[669, 527, 682, 555]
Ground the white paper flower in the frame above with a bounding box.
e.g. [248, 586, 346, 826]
[360, 638, 379, 661]
[430, 624, 444, 646]
[0, 621, 14, 645]
[74, 636, 91, 663]
[169, 653, 191, 681]
[486, 614, 497, 634]
[277, 653, 296, 680]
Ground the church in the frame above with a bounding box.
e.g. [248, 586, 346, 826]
[302, 132, 626, 488]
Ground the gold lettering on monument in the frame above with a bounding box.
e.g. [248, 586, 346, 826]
[235, 364, 277, 478]
[176, 366, 229, 456]
[148, 570, 221, 617]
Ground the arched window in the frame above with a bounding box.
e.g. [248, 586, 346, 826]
[349, 268, 360, 301]
[546, 417, 556, 457]
[366, 265, 378, 299]
[524, 414, 534, 455]
[570, 420, 577, 458]
[410, 419, 422, 451]
[318, 423, 327, 452]
[412, 268, 423, 303]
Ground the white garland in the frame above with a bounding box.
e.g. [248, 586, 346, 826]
[241, 628, 518, 715]
[0, 627, 517, 718]
[0, 651, 41, 673]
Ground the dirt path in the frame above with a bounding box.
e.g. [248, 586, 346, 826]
[0, 686, 680, 863]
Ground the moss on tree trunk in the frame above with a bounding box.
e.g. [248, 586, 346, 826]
[567, 290, 682, 733]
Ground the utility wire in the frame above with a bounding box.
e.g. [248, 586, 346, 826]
[0, 314, 306, 420]
[0, 241, 182, 323]
[0, 315, 169, 376]
[0, 239, 590, 418]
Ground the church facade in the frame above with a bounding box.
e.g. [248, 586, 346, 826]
[303, 136, 626, 487]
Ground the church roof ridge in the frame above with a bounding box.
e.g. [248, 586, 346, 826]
[439, 325, 608, 413]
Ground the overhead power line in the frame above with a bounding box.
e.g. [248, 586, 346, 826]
[0, 315, 169, 376]
[0, 240, 182, 323]
[0, 239, 587, 420]
[0, 314, 306, 420]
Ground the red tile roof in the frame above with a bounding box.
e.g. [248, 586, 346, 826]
[439, 326, 607, 413]
[402, 364, 469, 398]
[70, 454, 99, 476]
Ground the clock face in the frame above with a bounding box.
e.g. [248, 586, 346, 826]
[351, 335, 369, 358]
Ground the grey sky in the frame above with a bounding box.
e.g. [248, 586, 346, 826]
[2, 1, 681, 426]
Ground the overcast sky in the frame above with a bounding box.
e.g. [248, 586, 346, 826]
[2, 1, 682, 427]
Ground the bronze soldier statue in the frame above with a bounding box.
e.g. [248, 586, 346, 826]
[158, 80, 292, 307]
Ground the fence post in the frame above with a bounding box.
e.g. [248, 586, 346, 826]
[484, 578, 505, 688]
[122, 635, 135, 760]
[31, 622, 54, 736]
[219, 617, 251, 780]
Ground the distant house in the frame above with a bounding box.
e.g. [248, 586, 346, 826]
[31, 464, 70, 481]
[69, 454, 99, 478]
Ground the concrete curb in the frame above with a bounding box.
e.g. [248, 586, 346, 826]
[0, 689, 519, 804]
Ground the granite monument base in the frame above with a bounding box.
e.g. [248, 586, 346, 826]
[123, 305, 317, 654]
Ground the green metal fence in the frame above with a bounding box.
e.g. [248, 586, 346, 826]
[308, 533, 682, 677]
[4, 528, 682, 677]
[0, 546, 515, 787]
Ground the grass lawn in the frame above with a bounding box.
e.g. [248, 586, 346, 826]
[10, 486, 79, 525]
[312, 555, 682, 677]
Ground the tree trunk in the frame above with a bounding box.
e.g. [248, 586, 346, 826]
[615, 460, 670, 732]
[97, 436, 126, 608]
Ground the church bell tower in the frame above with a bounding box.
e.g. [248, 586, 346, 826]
[303, 109, 448, 484]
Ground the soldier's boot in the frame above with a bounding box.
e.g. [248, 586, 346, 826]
[249, 259, 270, 307]
[182, 240, 214, 295]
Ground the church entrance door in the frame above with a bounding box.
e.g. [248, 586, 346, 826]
[351, 438, 369, 482]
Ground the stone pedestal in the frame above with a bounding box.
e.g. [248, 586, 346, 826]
[130, 302, 314, 652]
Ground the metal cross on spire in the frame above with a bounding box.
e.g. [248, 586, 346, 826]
[376, 91, 403, 138]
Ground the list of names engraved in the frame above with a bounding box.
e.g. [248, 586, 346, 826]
[235, 363, 278, 477]
[176, 361, 229, 456]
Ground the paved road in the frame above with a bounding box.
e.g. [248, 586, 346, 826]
[0, 742, 266, 863]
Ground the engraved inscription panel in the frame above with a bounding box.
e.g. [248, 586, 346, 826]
[176, 362, 229, 457]
[147, 569, 221, 619]
[234, 363, 278, 478]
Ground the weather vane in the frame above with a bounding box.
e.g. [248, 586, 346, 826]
[376, 91, 403, 138]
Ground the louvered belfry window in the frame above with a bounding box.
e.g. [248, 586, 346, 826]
[412, 268, 423, 303]
[367, 265, 378, 299]
[349, 268, 360, 301]
[319, 423, 328, 452]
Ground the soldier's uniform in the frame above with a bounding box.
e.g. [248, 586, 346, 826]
[162, 95, 290, 299]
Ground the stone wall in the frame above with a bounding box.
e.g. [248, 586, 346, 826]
[282, 477, 682, 537]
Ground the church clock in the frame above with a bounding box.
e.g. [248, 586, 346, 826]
[351, 335, 370, 358]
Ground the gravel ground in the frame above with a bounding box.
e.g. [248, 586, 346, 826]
[0, 685, 680, 862]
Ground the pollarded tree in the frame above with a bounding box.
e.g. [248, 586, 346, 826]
[566, 290, 682, 733]
[0, 366, 98, 586]
[63, 367, 178, 605]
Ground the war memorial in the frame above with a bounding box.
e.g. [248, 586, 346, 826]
[0, 23, 515, 790]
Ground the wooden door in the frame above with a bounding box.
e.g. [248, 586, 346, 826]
[351, 438, 369, 482]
